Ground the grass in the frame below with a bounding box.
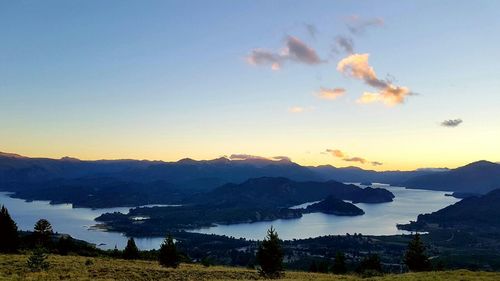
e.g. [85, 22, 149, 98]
[1, 254, 499, 281]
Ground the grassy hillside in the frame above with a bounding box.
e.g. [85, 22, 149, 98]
[1, 254, 499, 281]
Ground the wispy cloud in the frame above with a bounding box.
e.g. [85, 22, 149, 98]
[284, 36, 323, 65]
[246, 36, 323, 70]
[246, 49, 283, 70]
[317, 87, 346, 100]
[332, 36, 354, 54]
[346, 15, 384, 35]
[288, 106, 315, 113]
[343, 157, 367, 164]
[325, 148, 383, 166]
[326, 149, 345, 158]
[273, 156, 291, 161]
[304, 23, 317, 39]
[441, 119, 463, 127]
[229, 154, 291, 162]
[229, 154, 269, 161]
[337, 53, 412, 106]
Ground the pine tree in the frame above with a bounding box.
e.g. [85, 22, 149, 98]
[0, 205, 19, 253]
[123, 238, 140, 260]
[26, 247, 50, 272]
[256, 226, 283, 279]
[33, 219, 53, 246]
[158, 234, 179, 268]
[404, 233, 431, 271]
[331, 251, 347, 274]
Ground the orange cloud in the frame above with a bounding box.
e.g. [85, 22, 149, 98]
[326, 149, 345, 158]
[337, 53, 378, 85]
[337, 53, 412, 106]
[318, 87, 345, 100]
[325, 148, 383, 166]
[358, 86, 410, 106]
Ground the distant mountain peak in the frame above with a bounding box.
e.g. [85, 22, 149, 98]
[0, 151, 26, 158]
[462, 160, 498, 168]
[403, 160, 500, 194]
[208, 157, 231, 164]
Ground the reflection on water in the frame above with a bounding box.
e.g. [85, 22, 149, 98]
[0, 184, 459, 250]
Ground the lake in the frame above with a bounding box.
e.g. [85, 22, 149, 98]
[0, 183, 459, 250]
[190, 184, 459, 239]
[0, 192, 165, 250]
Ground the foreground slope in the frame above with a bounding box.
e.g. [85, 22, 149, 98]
[1, 254, 500, 281]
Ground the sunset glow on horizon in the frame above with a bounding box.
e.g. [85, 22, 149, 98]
[1, 1, 499, 171]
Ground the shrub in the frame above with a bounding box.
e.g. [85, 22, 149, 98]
[27, 247, 50, 272]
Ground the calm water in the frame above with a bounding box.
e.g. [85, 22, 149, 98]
[190, 184, 460, 239]
[0, 192, 165, 250]
[0, 184, 459, 250]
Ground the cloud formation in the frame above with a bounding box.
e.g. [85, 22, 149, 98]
[326, 149, 345, 158]
[247, 36, 323, 70]
[346, 15, 384, 34]
[441, 119, 463, 127]
[333, 36, 354, 54]
[246, 49, 283, 70]
[325, 148, 382, 166]
[284, 36, 323, 64]
[317, 87, 345, 100]
[272, 156, 291, 162]
[343, 157, 367, 164]
[229, 154, 269, 161]
[337, 53, 412, 106]
[229, 154, 292, 162]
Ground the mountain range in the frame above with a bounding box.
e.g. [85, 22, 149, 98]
[1, 152, 499, 208]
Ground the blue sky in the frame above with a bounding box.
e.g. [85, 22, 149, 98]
[1, 1, 499, 170]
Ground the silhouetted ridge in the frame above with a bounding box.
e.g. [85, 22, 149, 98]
[403, 161, 500, 194]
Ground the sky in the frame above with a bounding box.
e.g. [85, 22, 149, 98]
[1, 0, 499, 171]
